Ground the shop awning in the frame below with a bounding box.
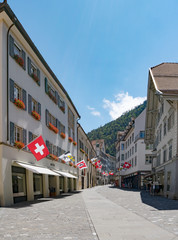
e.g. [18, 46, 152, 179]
[54, 170, 77, 179]
[16, 162, 60, 176]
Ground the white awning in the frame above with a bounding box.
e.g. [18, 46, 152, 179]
[16, 162, 60, 176]
[54, 170, 77, 179]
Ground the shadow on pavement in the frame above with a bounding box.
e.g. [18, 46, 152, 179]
[3, 191, 82, 209]
[140, 191, 178, 210]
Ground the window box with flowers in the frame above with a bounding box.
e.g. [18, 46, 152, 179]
[68, 137, 73, 143]
[60, 106, 65, 113]
[48, 91, 57, 104]
[31, 111, 40, 121]
[31, 73, 40, 84]
[60, 132, 66, 139]
[80, 148, 85, 154]
[87, 158, 90, 162]
[85, 153, 88, 157]
[49, 153, 59, 161]
[49, 122, 59, 134]
[73, 165, 77, 168]
[73, 141, 77, 146]
[61, 159, 66, 164]
[14, 141, 25, 149]
[14, 98, 25, 110]
[14, 54, 24, 68]
[69, 162, 73, 167]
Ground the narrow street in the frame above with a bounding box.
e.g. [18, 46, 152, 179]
[0, 185, 178, 240]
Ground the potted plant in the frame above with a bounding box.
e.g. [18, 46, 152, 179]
[14, 98, 25, 110]
[14, 141, 25, 149]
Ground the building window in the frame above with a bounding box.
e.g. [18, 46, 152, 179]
[135, 156, 137, 166]
[135, 143, 137, 153]
[168, 110, 174, 131]
[15, 125, 23, 142]
[132, 133, 134, 142]
[145, 155, 152, 164]
[163, 118, 167, 136]
[167, 172, 171, 191]
[159, 125, 162, 142]
[121, 143, 124, 150]
[163, 146, 167, 163]
[28, 57, 40, 85]
[121, 154, 124, 161]
[12, 166, 26, 199]
[14, 84, 22, 100]
[132, 146, 134, 155]
[157, 151, 161, 166]
[49, 113, 56, 126]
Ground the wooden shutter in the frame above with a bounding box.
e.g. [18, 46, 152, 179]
[45, 77, 48, 93]
[55, 91, 58, 104]
[22, 89, 26, 111]
[56, 119, 60, 135]
[38, 102, 41, 117]
[28, 94, 32, 114]
[37, 69, 40, 86]
[10, 79, 14, 102]
[46, 140, 50, 152]
[22, 50, 26, 70]
[23, 129, 27, 150]
[45, 109, 49, 126]
[10, 122, 14, 145]
[27, 57, 31, 76]
[9, 35, 14, 58]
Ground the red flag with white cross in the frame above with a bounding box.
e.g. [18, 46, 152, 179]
[27, 136, 49, 161]
[76, 160, 87, 169]
[123, 162, 131, 169]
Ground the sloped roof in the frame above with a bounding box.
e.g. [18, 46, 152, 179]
[151, 63, 178, 94]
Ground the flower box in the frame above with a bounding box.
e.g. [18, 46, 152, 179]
[14, 98, 25, 110]
[73, 165, 77, 168]
[49, 153, 59, 161]
[14, 54, 24, 67]
[85, 153, 88, 157]
[49, 122, 59, 134]
[60, 106, 65, 113]
[87, 158, 90, 162]
[68, 137, 73, 143]
[73, 141, 77, 146]
[48, 91, 57, 104]
[31, 111, 40, 121]
[61, 159, 66, 164]
[80, 148, 85, 154]
[60, 132, 66, 139]
[14, 141, 25, 149]
[31, 73, 39, 83]
[69, 162, 73, 167]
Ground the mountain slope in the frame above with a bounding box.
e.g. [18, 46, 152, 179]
[87, 101, 147, 156]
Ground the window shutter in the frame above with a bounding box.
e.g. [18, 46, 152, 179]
[29, 131, 33, 143]
[37, 69, 40, 86]
[57, 147, 60, 157]
[45, 77, 48, 93]
[28, 94, 32, 114]
[27, 57, 31, 76]
[9, 35, 14, 58]
[10, 122, 14, 145]
[38, 102, 41, 117]
[55, 91, 58, 105]
[22, 89, 27, 111]
[56, 119, 60, 135]
[45, 109, 49, 126]
[22, 50, 26, 70]
[23, 129, 27, 150]
[46, 140, 50, 152]
[10, 79, 14, 102]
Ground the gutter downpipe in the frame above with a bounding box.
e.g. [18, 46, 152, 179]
[7, 20, 16, 141]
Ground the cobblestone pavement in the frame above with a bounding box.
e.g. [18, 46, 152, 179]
[0, 192, 98, 240]
[96, 185, 178, 237]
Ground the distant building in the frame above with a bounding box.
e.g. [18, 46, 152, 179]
[116, 109, 152, 189]
[145, 63, 178, 199]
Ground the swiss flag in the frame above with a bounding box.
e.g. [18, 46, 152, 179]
[27, 136, 49, 161]
[76, 160, 87, 169]
[123, 162, 131, 169]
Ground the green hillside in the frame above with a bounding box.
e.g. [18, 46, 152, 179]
[87, 101, 147, 157]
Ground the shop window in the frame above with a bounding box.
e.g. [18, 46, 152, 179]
[33, 174, 43, 195]
[167, 172, 171, 191]
[12, 166, 26, 202]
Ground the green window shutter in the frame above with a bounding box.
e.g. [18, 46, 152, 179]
[37, 69, 40, 86]
[10, 79, 14, 102]
[38, 102, 41, 117]
[9, 35, 14, 58]
[45, 77, 48, 93]
[55, 91, 58, 105]
[22, 50, 26, 70]
[28, 94, 32, 114]
[10, 122, 14, 145]
[27, 57, 31, 76]
[23, 129, 27, 150]
[56, 119, 60, 135]
[45, 109, 49, 126]
[22, 89, 27, 111]
[46, 140, 50, 153]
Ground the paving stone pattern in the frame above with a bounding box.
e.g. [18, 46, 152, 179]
[0, 192, 98, 240]
[96, 186, 178, 237]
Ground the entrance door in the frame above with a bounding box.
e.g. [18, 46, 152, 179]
[33, 174, 43, 199]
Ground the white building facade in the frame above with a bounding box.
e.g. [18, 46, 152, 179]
[116, 109, 152, 189]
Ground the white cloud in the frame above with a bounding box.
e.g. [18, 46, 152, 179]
[103, 92, 146, 120]
[87, 106, 101, 117]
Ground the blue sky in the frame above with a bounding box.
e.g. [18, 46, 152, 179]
[8, 0, 178, 133]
